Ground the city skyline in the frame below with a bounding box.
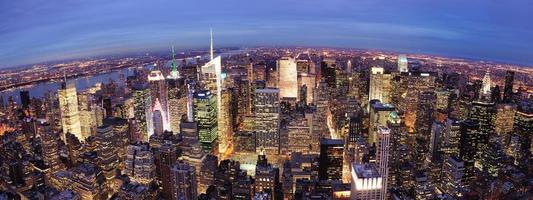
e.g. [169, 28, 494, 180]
[2, 0, 533, 68]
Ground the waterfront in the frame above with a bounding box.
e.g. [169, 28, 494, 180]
[0, 67, 136, 104]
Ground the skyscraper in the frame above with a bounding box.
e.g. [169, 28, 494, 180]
[441, 156, 465, 198]
[148, 70, 170, 132]
[512, 109, 532, 169]
[123, 142, 155, 185]
[171, 162, 198, 200]
[377, 127, 391, 198]
[369, 67, 392, 104]
[158, 144, 177, 200]
[277, 57, 298, 99]
[397, 54, 408, 72]
[458, 120, 479, 182]
[350, 163, 382, 200]
[318, 138, 344, 181]
[193, 90, 218, 151]
[58, 81, 83, 141]
[502, 70, 514, 103]
[369, 101, 395, 145]
[254, 88, 280, 154]
[37, 122, 62, 173]
[480, 70, 492, 100]
[321, 58, 337, 88]
[167, 77, 187, 134]
[20, 90, 30, 109]
[132, 84, 152, 140]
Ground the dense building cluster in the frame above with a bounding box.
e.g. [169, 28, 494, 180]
[0, 44, 532, 200]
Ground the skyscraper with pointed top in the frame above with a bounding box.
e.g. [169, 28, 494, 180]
[170, 45, 180, 79]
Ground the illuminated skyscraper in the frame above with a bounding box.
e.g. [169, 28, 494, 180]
[254, 88, 280, 154]
[132, 84, 152, 140]
[95, 125, 119, 191]
[38, 122, 63, 173]
[350, 163, 382, 200]
[58, 81, 83, 141]
[458, 120, 479, 182]
[369, 67, 392, 104]
[148, 70, 170, 132]
[377, 127, 391, 198]
[277, 57, 298, 99]
[369, 101, 395, 145]
[194, 90, 218, 150]
[397, 54, 408, 72]
[167, 77, 187, 135]
[480, 70, 491, 99]
[512, 109, 532, 169]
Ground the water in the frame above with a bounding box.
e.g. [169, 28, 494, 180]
[0, 67, 137, 104]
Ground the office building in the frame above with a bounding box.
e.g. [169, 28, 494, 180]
[148, 70, 170, 132]
[194, 90, 218, 151]
[254, 88, 280, 154]
[369, 67, 392, 104]
[377, 127, 391, 198]
[318, 139, 344, 181]
[397, 55, 408, 72]
[132, 84, 152, 141]
[123, 142, 155, 185]
[350, 163, 382, 200]
[502, 70, 514, 103]
[171, 162, 198, 200]
[277, 57, 298, 99]
[58, 81, 83, 141]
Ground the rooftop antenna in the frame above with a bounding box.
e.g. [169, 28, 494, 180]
[210, 28, 214, 60]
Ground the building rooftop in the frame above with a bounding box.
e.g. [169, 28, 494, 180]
[352, 163, 380, 179]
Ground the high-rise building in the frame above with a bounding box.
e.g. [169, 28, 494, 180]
[167, 77, 187, 134]
[277, 57, 298, 99]
[441, 156, 465, 198]
[414, 91, 436, 167]
[458, 120, 479, 182]
[20, 90, 30, 109]
[348, 112, 363, 144]
[377, 127, 391, 198]
[494, 104, 515, 136]
[37, 122, 63, 173]
[123, 142, 155, 185]
[512, 109, 532, 169]
[369, 67, 392, 104]
[255, 153, 278, 196]
[254, 88, 280, 154]
[199, 154, 218, 193]
[94, 125, 119, 192]
[469, 101, 495, 169]
[193, 90, 218, 151]
[148, 70, 170, 132]
[480, 70, 491, 99]
[350, 163, 382, 200]
[71, 163, 106, 200]
[158, 144, 177, 200]
[132, 84, 152, 141]
[502, 70, 515, 103]
[171, 162, 198, 200]
[397, 55, 408, 72]
[287, 113, 313, 153]
[318, 139, 344, 181]
[58, 81, 83, 141]
[369, 101, 395, 145]
[321, 58, 337, 88]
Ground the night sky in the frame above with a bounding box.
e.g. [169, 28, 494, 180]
[1, 0, 532, 68]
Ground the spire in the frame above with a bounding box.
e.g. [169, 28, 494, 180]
[210, 28, 214, 60]
[170, 45, 179, 78]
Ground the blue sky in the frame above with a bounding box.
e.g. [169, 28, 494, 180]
[1, 0, 532, 68]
